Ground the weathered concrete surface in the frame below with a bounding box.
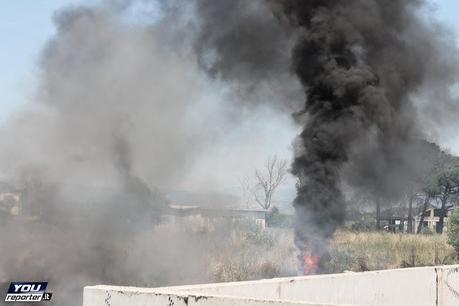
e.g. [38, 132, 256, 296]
[83, 265, 459, 306]
[83, 286, 339, 306]
[438, 266, 459, 306]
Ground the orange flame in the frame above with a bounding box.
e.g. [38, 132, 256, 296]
[302, 240, 320, 275]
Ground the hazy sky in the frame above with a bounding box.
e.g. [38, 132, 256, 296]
[0, 0, 458, 203]
[1, 0, 458, 140]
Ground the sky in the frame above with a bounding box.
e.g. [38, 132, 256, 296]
[0, 0, 458, 204]
[1, 0, 459, 137]
[0, 1, 83, 121]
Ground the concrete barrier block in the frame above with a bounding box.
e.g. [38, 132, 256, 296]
[438, 266, 459, 306]
[83, 285, 341, 306]
[83, 265, 459, 306]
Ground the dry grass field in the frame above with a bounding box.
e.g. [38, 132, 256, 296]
[328, 231, 458, 272]
[209, 227, 459, 282]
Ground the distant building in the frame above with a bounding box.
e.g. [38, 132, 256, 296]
[379, 206, 411, 233]
[414, 207, 455, 233]
[160, 204, 267, 232]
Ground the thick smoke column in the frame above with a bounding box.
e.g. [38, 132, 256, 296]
[280, 0, 458, 272]
[186, 0, 459, 273]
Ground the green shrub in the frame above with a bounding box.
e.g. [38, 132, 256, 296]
[447, 207, 459, 255]
[420, 226, 434, 235]
[349, 220, 375, 232]
[266, 207, 292, 228]
[328, 248, 354, 272]
[244, 229, 275, 248]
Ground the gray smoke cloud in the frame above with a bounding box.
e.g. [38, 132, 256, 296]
[175, 0, 304, 112]
[1, 6, 212, 189]
[0, 4, 260, 306]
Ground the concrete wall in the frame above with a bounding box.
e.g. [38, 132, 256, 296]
[83, 265, 459, 306]
[83, 286, 338, 306]
[439, 266, 459, 306]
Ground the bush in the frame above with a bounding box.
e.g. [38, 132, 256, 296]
[266, 207, 292, 228]
[420, 226, 434, 235]
[349, 220, 375, 232]
[244, 228, 275, 248]
[447, 207, 459, 255]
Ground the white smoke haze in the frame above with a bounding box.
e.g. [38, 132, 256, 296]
[2, 7, 207, 188]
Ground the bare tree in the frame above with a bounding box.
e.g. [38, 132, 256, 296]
[252, 156, 288, 210]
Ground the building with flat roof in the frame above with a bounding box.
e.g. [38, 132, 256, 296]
[414, 207, 455, 233]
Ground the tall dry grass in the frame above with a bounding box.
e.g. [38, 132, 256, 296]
[209, 227, 298, 282]
[208, 227, 459, 282]
[328, 231, 458, 272]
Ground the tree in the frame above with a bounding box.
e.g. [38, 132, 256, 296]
[266, 206, 291, 228]
[424, 153, 459, 233]
[252, 156, 288, 210]
[416, 195, 431, 234]
[447, 207, 459, 255]
[403, 140, 443, 234]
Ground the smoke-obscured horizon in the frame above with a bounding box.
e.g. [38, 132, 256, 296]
[0, 3, 298, 305]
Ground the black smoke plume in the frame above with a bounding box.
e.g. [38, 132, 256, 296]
[184, 0, 459, 271]
[281, 0, 459, 271]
